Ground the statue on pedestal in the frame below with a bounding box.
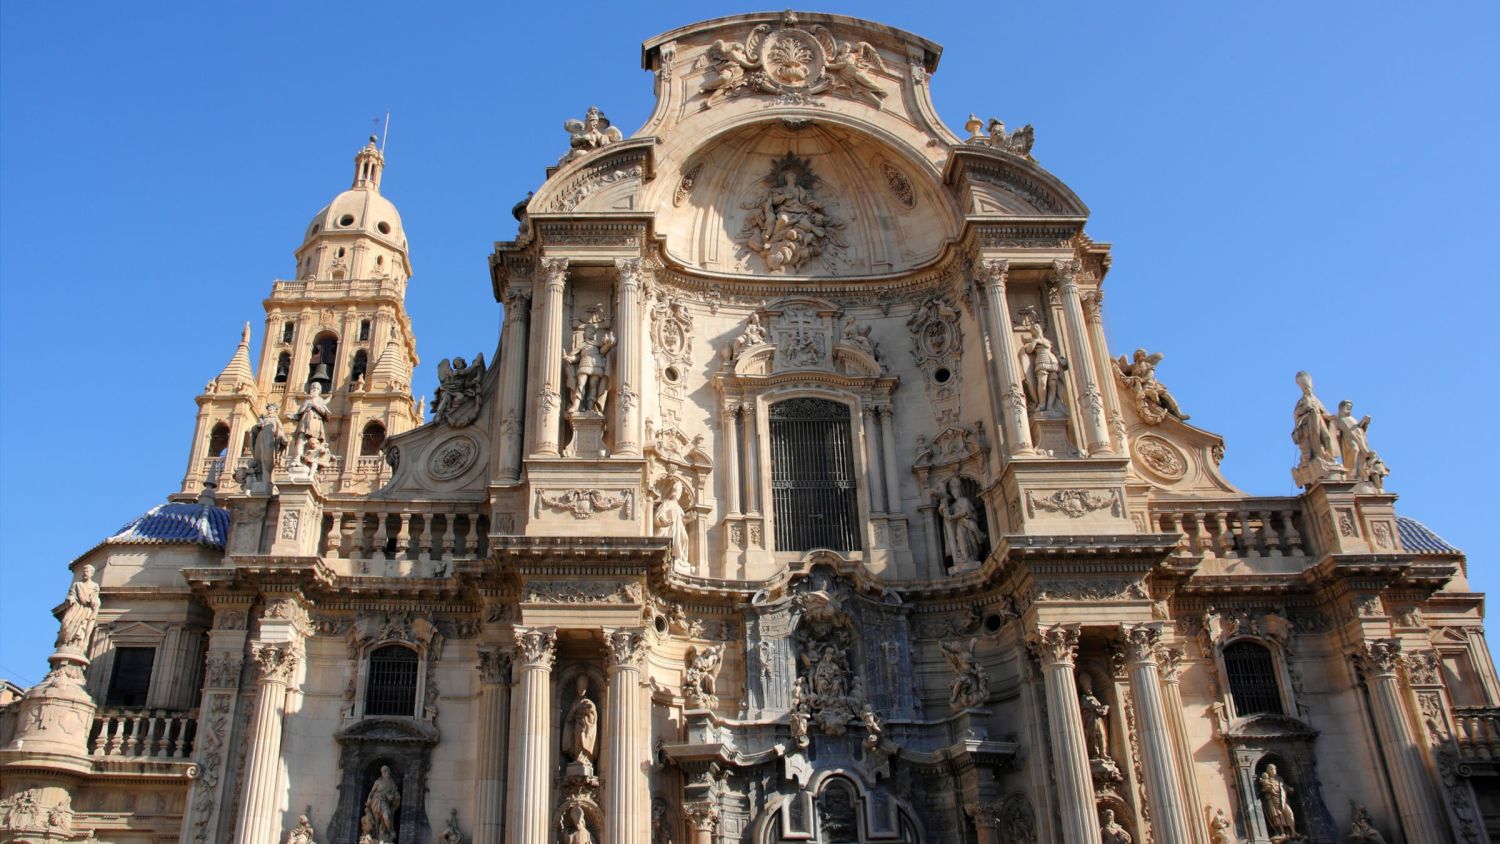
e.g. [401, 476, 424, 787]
[1258, 764, 1297, 840]
[1020, 330, 1067, 416]
[284, 811, 316, 844]
[1115, 348, 1189, 423]
[683, 644, 724, 709]
[361, 765, 401, 844]
[237, 402, 287, 494]
[563, 307, 615, 415]
[1332, 400, 1381, 489]
[562, 677, 599, 772]
[561, 106, 622, 165]
[289, 384, 332, 477]
[938, 477, 984, 568]
[54, 565, 101, 653]
[940, 638, 990, 711]
[1291, 371, 1341, 487]
[1077, 673, 1111, 761]
[732, 313, 768, 359]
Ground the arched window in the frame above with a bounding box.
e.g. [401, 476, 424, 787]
[274, 351, 291, 384]
[359, 319, 371, 341]
[770, 398, 860, 553]
[207, 423, 230, 457]
[1223, 640, 1284, 716]
[307, 332, 338, 388]
[365, 645, 419, 717]
[818, 779, 860, 843]
[351, 349, 369, 382]
[360, 421, 386, 456]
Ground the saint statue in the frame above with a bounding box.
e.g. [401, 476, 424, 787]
[1077, 673, 1111, 761]
[561, 677, 598, 769]
[939, 477, 984, 568]
[562, 806, 594, 844]
[1348, 803, 1386, 843]
[1099, 809, 1132, 844]
[1291, 371, 1341, 486]
[655, 477, 690, 572]
[563, 309, 615, 414]
[55, 564, 102, 652]
[840, 317, 876, 359]
[289, 383, 332, 475]
[732, 313, 768, 359]
[239, 402, 287, 494]
[362, 765, 401, 844]
[1332, 400, 1376, 486]
[740, 156, 844, 273]
[1258, 764, 1297, 838]
[1020, 330, 1067, 415]
[436, 808, 465, 844]
[284, 812, 316, 844]
[1207, 806, 1233, 844]
[940, 639, 990, 710]
[809, 646, 847, 700]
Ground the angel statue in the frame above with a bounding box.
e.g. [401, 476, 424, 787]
[824, 40, 888, 104]
[682, 644, 725, 709]
[984, 118, 1035, 158]
[560, 106, 623, 164]
[940, 638, 990, 711]
[701, 39, 757, 106]
[1115, 348, 1188, 423]
[432, 354, 486, 428]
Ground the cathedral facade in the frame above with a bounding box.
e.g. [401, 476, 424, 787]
[2, 12, 1496, 844]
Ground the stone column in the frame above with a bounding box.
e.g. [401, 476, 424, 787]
[878, 405, 902, 514]
[684, 802, 719, 844]
[1027, 624, 1098, 844]
[474, 647, 513, 844]
[1083, 292, 1128, 453]
[721, 405, 742, 516]
[976, 259, 1032, 455]
[1360, 640, 1449, 844]
[1158, 648, 1209, 844]
[507, 627, 557, 844]
[1052, 259, 1111, 454]
[614, 258, 644, 456]
[497, 284, 532, 482]
[966, 802, 1003, 844]
[531, 258, 568, 457]
[861, 406, 886, 512]
[233, 643, 299, 844]
[604, 628, 648, 844]
[1120, 624, 1193, 844]
[742, 402, 762, 513]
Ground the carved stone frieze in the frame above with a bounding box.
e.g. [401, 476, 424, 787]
[203, 653, 243, 689]
[700, 13, 889, 108]
[534, 488, 635, 520]
[523, 579, 643, 606]
[1025, 487, 1122, 518]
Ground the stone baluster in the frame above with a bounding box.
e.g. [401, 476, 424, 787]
[1027, 624, 1098, 844]
[878, 405, 902, 514]
[474, 647, 513, 844]
[532, 258, 569, 456]
[394, 513, 412, 559]
[507, 627, 557, 844]
[465, 514, 481, 556]
[441, 516, 457, 558]
[976, 259, 1032, 454]
[1052, 259, 1111, 454]
[721, 405, 742, 516]
[418, 514, 435, 560]
[1259, 510, 1283, 557]
[1282, 510, 1304, 555]
[497, 285, 533, 481]
[233, 643, 299, 844]
[604, 628, 649, 844]
[372, 512, 390, 560]
[1120, 624, 1194, 844]
[322, 510, 341, 558]
[862, 406, 886, 512]
[1215, 511, 1236, 558]
[1358, 640, 1449, 844]
[614, 258, 644, 456]
[1235, 509, 1255, 555]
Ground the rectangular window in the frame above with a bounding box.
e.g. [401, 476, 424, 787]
[105, 647, 156, 708]
[770, 398, 861, 553]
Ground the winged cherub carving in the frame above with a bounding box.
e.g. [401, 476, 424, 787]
[433, 354, 486, 427]
[822, 40, 888, 105]
[940, 638, 990, 711]
[1115, 348, 1188, 424]
[561, 106, 623, 164]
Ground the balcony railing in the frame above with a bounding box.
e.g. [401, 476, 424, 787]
[1147, 499, 1310, 560]
[321, 503, 490, 563]
[1452, 706, 1500, 761]
[89, 708, 197, 760]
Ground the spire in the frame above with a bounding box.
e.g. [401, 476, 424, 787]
[353, 135, 384, 191]
[212, 322, 256, 392]
[370, 328, 410, 389]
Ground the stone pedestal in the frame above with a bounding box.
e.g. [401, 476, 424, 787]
[5, 662, 95, 764]
[1030, 414, 1078, 459]
[267, 481, 324, 557]
[564, 410, 608, 458]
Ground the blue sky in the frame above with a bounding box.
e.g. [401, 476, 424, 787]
[2, 1, 1497, 684]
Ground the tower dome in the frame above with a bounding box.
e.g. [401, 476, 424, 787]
[294, 136, 412, 280]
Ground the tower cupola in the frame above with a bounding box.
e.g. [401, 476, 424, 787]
[352, 134, 384, 190]
[294, 136, 411, 282]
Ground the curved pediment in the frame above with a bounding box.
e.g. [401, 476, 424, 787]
[945, 147, 1090, 218]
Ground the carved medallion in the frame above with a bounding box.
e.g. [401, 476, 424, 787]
[881, 161, 915, 209]
[1133, 435, 1187, 481]
[700, 13, 889, 108]
[428, 434, 480, 481]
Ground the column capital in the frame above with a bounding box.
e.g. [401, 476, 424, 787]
[1119, 622, 1165, 665]
[477, 647, 514, 685]
[514, 626, 558, 669]
[684, 801, 720, 831]
[503, 286, 533, 316]
[975, 257, 1009, 289]
[615, 256, 645, 288]
[540, 256, 569, 288]
[1027, 623, 1081, 667]
[604, 627, 648, 670]
[251, 642, 299, 684]
[1051, 257, 1084, 290]
[965, 800, 1004, 829]
[1357, 638, 1404, 678]
[1083, 291, 1104, 322]
[1158, 646, 1186, 683]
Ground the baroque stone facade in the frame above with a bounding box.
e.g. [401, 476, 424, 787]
[2, 11, 1497, 844]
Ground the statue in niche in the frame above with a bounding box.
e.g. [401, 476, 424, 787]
[432, 354, 486, 428]
[562, 677, 599, 771]
[1258, 764, 1298, 839]
[284, 811, 316, 844]
[288, 383, 332, 476]
[807, 646, 847, 700]
[55, 564, 101, 652]
[1291, 371, 1342, 487]
[651, 799, 673, 844]
[654, 477, 690, 573]
[1347, 803, 1386, 843]
[237, 402, 287, 494]
[1099, 809, 1131, 844]
[361, 765, 401, 844]
[1077, 673, 1111, 761]
[739, 153, 845, 273]
[1019, 327, 1067, 416]
[840, 316, 876, 359]
[436, 809, 465, 844]
[1115, 348, 1189, 423]
[562, 806, 594, 844]
[940, 638, 990, 711]
[938, 477, 985, 569]
[560, 106, 622, 164]
[732, 313, 768, 359]
[1332, 400, 1378, 486]
[563, 307, 615, 414]
[683, 644, 724, 709]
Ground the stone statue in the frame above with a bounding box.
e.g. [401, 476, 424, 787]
[740, 154, 845, 273]
[964, 116, 1036, 158]
[939, 477, 985, 568]
[1077, 673, 1111, 761]
[1206, 806, 1233, 844]
[732, 313, 768, 359]
[807, 646, 848, 700]
[284, 812, 316, 844]
[860, 703, 883, 749]
[562, 806, 594, 844]
[683, 644, 724, 709]
[1115, 348, 1189, 423]
[1258, 764, 1297, 838]
[362, 765, 401, 844]
[561, 106, 622, 164]
[651, 799, 673, 844]
[237, 402, 287, 494]
[288, 383, 332, 477]
[432, 354, 486, 428]
[1332, 400, 1378, 487]
[1020, 329, 1067, 415]
[655, 477, 690, 573]
[562, 677, 599, 769]
[436, 808, 465, 844]
[54, 565, 101, 652]
[824, 40, 889, 105]
[1099, 809, 1131, 844]
[1347, 803, 1386, 843]
[358, 815, 375, 844]
[790, 682, 811, 748]
[701, 39, 757, 106]
[1291, 371, 1341, 487]
[563, 307, 615, 414]
[840, 316, 876, 358]
[940, 638, 990, 710]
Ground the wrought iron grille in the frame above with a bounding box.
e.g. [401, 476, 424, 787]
[770, 398, 860, 553]
[365, 645, 419, 717]
[1223, 641, 1284, 716]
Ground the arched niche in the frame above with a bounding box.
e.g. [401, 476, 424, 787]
[753, 771, 924, 843]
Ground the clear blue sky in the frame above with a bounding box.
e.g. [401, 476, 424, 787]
[3, 1, 1497, 685]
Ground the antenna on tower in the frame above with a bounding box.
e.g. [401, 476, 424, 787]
[381, 112, 390, 153]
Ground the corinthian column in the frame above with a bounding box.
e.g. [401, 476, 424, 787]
[1359, 640, 1449, 844]
[531, 258, 568, 457]
[604, 627, 648, 844]
[684, 802, 719, 844]
[1027, 624, 1097, 844]
[1158, 648, 1209, 844]
[497, 285, 532, 481]
[1052, 259, 1111, 454]
[614, 259, 644, 456]
[1120, 624, 1193, 844]
[976, 259, 1032, 455]
[507, 627, 557, 844]
[474, 648, 513, 843]
[1083, 292, 1128, 453]
[233, 643, 299, 844]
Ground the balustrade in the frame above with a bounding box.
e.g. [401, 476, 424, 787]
[320, 503, 489, 563]
[1452, 706, 1500, 760]
[1148, 500, 1307, 559]
[89, 708, 197, 760]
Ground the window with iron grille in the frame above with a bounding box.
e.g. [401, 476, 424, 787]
[365, 645, 419, 717]
[1223, 641, 1284, 716]
[106, 647, 156, 707]
[770, 398, 861, 553]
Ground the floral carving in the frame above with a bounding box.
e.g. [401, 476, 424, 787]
[1025, 488, 1121, 518]
[881, 161, 915, 208]
[476, 648, 512, 685]
[673, 162, 702, 207]
[428, 434, 479, 480]
[513, 627, 557, 668]
[1120, 623, 1164, 663]
[1358, 639, 1403, 676]
[252, 643, 299, 683]
[203, 653, 243, 689]
[190, 695, 233, 842]
[523, 579, 643, 605]
[1133, 435, 1187, 481]
[1028, 623, 1081, 666]
[605, 628, 648, 669]
[700, 14, 888, 108]
[534, 488, 634, 520]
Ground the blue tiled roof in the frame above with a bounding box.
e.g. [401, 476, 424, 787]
[1396, 515, 1461, 555]
[106, 502, 229, 548]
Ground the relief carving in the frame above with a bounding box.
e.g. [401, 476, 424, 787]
[964, 113, 1035, 159]
[940, 638, 990, 711]
[1115, 349, 1188, 424]
[683, 644, 725, 708]
[739, 154, 846, 273]
[1025, 488, 1121, 518]
[1133, 434, 1188, 481]
[534, 488, 634, 520]
[700, 13, 888, 108]
[523, 579, 643, 605]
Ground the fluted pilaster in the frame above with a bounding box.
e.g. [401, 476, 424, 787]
[1120, 624, 1192, 844]
[977, 259, 1032, 455]
[532, 259, 568, 456]
[498, 285, 532, 481]
[506, 627, 557, 844]
[1053, 259, 1111, 454]
[1359, 640, 1449, 844]
[233, 643, 299, 844]
[878, 405, 901, 513]
[1027, 624, 1096, 844]
[614, 259, 644, 456]
[474, 647, 513, 843]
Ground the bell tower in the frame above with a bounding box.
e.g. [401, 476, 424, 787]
[180, 136, 421, 497]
